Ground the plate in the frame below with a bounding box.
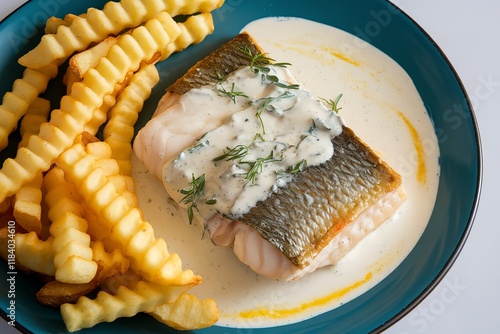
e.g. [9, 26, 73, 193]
[0, 0, 481, 333]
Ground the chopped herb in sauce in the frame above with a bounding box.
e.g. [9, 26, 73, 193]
[276, 159, 308, 175]
[216, 82, 249, 104]
[241, 150, 282, 184]
[254, 91, 295, 134]
[179, 173, 216, 224]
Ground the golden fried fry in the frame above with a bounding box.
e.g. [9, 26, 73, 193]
[18, 98, 51, 149]
[103, 63, 159, 175]
[19, 0, 224, 69]
[56, 141, 200, 286]
[91, 240, 129, 280]
[44, 17, 69, 35]
[0, 226, 40, 275]
[68, 37, 117, 82]
[150, 294, 219, 330]
[0, 197, 12, 216]
[45, 14, 85, 35]
[83, 206, 109, 242]
[13, 171, 43, 234]
[84, 94, 116, 136]
[44, 166, 98, 284]
[0, 64, 58, 150]
[14, 232, 55, 276]
[36, 279, 99, 308]
[0, 12, 182, 203]
[0, 1, 227, 330]
[160, 13, 215, 61]
[61, 274, 193, 332]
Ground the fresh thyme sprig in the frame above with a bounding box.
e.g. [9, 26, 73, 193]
[212, 133, 264, 162]
[255, 91, 295, 133]
[212, 144, 249, 162]
[216, 82, 249, 104]
[320, 93, 343, 113]
[212, 134, 281, 184]
[265, 74, 300, 90]
[179, 173, 216, 224]
[276, 159, 307, 175]
[240, 46, 299, 90]
[241, 150, 282, 184]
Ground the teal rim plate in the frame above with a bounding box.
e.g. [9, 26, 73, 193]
[0, 0, 481, 333]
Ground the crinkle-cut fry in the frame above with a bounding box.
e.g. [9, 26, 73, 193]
[150, 294, 219, 330]
[0, 197, 12, 215]
[44, 16, 69, 35]
[64, 37, 120, 95]
[85, 70, 134, 135]
[0, 12, 182, 203]
[83, 206, 109, 242]
[56, 141, 200, 286]
[68, 37, 118, 84]
[61, 276, 193, 332]
[160, 13, 215, 61]
[14, 232, 55, 276]
[44, 167, 97, 284]
[13, 171, 43, 234]
[0, 227, 32, 274]
[91, 241, 130, 280]
[45, 14, 85, 35]
[0, 64, 58, 151]
[103, 63, 159, 175]
[84, 91, 116, 135]
[18, 98, 51, 149]
[19, 0, 224, 69]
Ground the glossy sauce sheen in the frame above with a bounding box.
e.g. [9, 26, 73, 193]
[132, 17, 440, 327]
[162, 66, 345, 220]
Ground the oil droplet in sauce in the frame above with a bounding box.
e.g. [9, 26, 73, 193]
[238, 272, 374, 320]
[397, 111, 427, 184]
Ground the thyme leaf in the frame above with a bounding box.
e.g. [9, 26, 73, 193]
[212, 133, 264, 162]
[255, 91, 295, 133]
[276, 159, 307, 175]
[179, 174, 216, 224]
[240, 46, 298, 90]
[212, 144, 249, 162]
[320, 93, 343, 113]
[241, 150, 282, 184]
[216, 82, 249, 104]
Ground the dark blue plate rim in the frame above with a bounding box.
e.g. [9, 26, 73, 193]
[0, 0, 482, 333]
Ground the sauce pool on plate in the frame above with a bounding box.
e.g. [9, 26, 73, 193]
[131, 17, 440, 328]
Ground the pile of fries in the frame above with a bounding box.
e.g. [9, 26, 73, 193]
[0, 0, 224, 331]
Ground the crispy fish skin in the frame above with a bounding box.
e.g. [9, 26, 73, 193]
[167, 33, 264, 95]
[164, 32, 403, 271]
[226, 127, 402, 269]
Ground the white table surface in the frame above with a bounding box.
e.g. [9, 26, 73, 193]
[1, 0, 498, 333]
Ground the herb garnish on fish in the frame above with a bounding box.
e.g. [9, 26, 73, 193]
[213, 133, 264, 162]
[241, 46, 300, 90]
[216, 82, 249, 103]
[276, 159, 308, 175]
[213, 133, 281, 184]
[241, 150, 282, 184]
[320, 94, 344, 113]
[179, 173, 216, 224]
[254, 90, 295, 134]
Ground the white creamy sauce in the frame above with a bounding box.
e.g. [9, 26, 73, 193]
[161, 66, 344, 220]
[131, 17, 440, 328]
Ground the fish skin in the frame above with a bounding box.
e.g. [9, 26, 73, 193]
[167, 33, 264, 95]
[163, 32, 403, 271]
[225, 127, 402, 269]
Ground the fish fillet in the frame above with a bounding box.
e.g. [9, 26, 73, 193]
[133, 33, 406, 280]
